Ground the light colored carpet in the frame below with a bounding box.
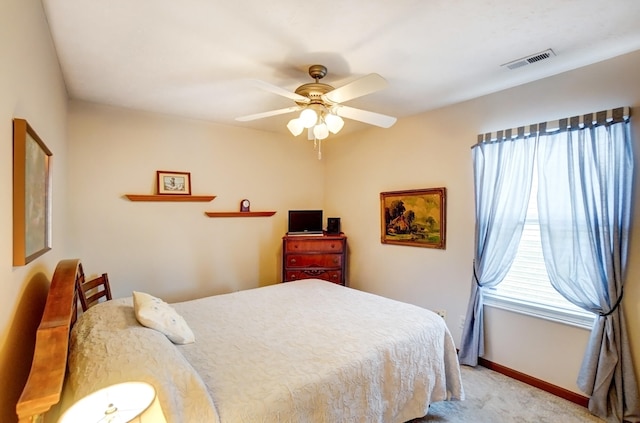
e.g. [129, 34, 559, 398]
[410, 365, 605, 423]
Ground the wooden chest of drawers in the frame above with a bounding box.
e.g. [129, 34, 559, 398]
[282, 233, 347, 285]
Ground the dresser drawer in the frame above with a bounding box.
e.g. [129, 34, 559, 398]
[282, 234, 347, 286]
[285, 254, 342, 268]
[284, 238, 345, 253]
[284, 270, 343, 284]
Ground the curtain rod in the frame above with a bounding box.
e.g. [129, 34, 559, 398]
[476, 106, 631, 144]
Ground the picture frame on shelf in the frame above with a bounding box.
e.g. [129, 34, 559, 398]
[13, 118, 53, 265]
[156, 171, 191, 195]
[380, 187, 446, 249]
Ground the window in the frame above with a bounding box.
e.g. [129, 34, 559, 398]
[484, 164, 596, 329]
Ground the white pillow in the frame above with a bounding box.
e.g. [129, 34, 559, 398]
[133, 291, 195, 344]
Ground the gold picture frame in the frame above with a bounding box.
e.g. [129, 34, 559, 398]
[380, 187, 446, 249]
[13, 118, 53, 265]
[156, 171, 191, 195]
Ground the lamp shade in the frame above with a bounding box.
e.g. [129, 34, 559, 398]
[313, 123, 329, 140]
[324, 113, 344, 134]
[299, 108, 318, 128]
[287, 118, 304, 136]
[58, 382, 166, 423]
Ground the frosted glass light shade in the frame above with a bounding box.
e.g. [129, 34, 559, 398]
[313, 123, 329, 140]
[58, 382, 166, 423]
[299, 108, 318, 128]
[287, 118, 304, 136]
[324, 113, 344, 134]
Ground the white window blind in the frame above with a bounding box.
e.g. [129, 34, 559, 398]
[484, 166, 596, 329]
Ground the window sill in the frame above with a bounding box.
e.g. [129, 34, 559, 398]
[484, 293, 596, 330]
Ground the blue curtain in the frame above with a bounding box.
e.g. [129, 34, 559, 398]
[537, 121, 639, 422]
[458, 136, 536, 366]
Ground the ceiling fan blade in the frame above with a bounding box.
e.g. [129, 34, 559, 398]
[335, 105, 397, 128]
[250, 79, 310, 103]
[323, 73, 388, 104]
[235, 106, 301, 122]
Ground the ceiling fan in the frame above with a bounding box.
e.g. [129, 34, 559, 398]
[236, 65, 397, 140]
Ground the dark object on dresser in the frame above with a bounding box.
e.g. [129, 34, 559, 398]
[287, 209, 323, 234]
[326, 217, 341, 234]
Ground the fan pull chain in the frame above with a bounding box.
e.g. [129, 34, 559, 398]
[312, 137, 322, 160]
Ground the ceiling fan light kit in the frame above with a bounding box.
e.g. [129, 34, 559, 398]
[237, 64, 397, 159]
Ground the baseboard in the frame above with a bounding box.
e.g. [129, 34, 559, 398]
[477, 357, 590, 408]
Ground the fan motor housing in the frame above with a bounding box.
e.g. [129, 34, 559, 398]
[294, 82, 335, 106]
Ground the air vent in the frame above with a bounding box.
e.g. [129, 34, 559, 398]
[501, 49, 556, 70]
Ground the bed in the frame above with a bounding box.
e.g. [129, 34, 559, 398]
[16, 259, 464, 422]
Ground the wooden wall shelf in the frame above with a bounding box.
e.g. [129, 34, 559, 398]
[205, 211, 276, 217]
[125, 194, 216, 202]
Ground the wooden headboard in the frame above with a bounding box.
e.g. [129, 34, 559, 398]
[16, 259, 84, 423]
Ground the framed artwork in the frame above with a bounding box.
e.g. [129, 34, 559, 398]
[13, 118, 53, 266]
[156, 171, 191, 195]
[380, 187, 446, 249]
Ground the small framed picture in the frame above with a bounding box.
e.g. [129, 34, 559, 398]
[157, 171, 191, 195]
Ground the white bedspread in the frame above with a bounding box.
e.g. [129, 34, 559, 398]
[66, 299, 221, 423]
[173, 279, 463, 423]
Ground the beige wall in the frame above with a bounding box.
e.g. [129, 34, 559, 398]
[325, 50, 640, 394]
[67, 101, 325, 302]
[0, 0, 69, 421]
[3, 0, 640, 419]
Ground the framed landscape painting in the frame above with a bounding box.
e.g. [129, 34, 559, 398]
[380, 187, 446, 249]
[13, 118, 52, 265]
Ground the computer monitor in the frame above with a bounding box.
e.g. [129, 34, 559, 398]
[287, 210, 323, 234]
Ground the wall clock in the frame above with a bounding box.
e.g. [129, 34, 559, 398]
[240, 199, 250, 212]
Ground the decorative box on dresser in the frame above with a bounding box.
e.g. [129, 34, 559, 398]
[282, 233, 347, 286]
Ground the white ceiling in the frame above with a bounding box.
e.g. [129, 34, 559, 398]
[41, 0, 640, 137]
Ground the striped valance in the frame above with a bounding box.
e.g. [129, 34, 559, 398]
[477, 106, 631, 144]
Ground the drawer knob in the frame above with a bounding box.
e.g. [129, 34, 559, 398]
[290, 258, 297, 264]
